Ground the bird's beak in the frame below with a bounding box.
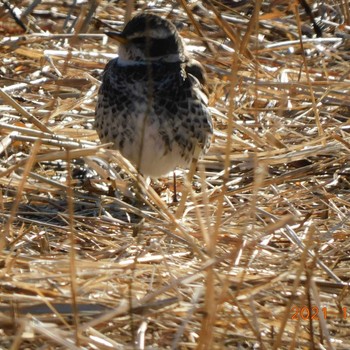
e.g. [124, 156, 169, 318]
[105, 31, 129, 44]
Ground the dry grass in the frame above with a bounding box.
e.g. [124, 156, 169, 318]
[1, 0, 350, 349]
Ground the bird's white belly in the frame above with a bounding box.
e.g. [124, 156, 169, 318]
[120, 113, 188, 178]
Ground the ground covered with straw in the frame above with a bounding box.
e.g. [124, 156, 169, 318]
[1, 0, 350, 349]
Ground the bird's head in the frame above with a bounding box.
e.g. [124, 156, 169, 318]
[106, 13, 186, 63]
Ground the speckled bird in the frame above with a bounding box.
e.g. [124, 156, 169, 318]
[95, 13, 212, 178]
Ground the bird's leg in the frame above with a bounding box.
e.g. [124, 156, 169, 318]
[132, 173, 147, 236]
[172, 171, 179, 203]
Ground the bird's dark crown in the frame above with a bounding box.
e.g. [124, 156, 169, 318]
[115, 13, 186, 63]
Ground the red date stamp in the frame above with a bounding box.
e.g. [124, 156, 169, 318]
[291, 306, 348, 320]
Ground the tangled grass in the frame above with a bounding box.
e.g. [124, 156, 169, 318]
[1, 0, 350, 349]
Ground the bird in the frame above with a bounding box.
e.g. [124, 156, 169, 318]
[94, 13, 213, 179]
